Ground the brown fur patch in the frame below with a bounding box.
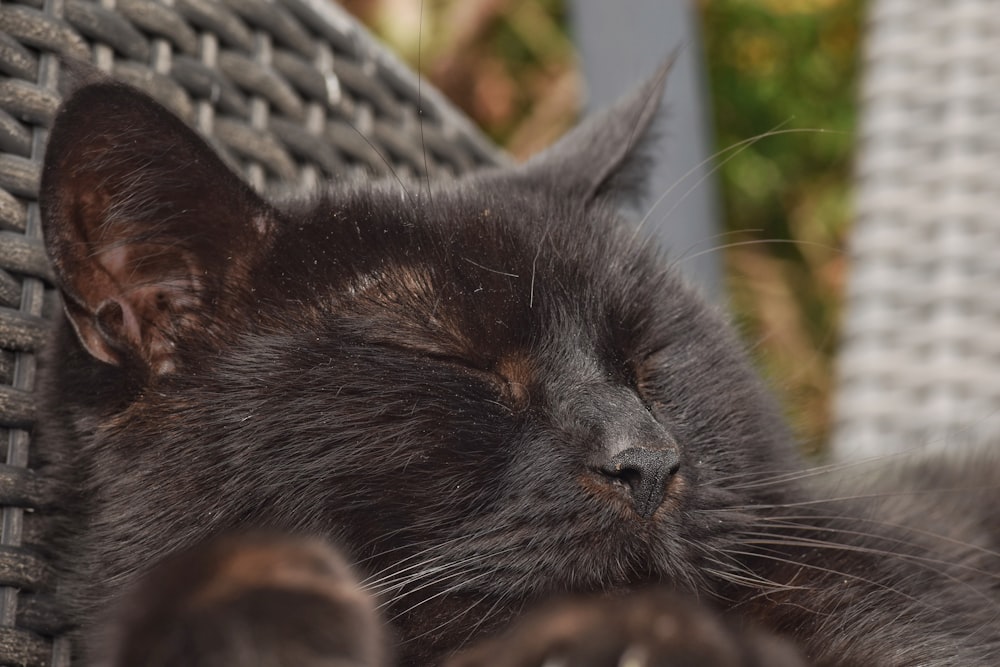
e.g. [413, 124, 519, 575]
[189, 536, 366, 613]
[497, 354, 535, 411]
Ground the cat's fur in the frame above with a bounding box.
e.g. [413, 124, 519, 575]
[36, 64, 1000, 666]
[103, 533, 384, 667]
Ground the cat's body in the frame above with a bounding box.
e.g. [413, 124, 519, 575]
[36, 66, 1000, 666]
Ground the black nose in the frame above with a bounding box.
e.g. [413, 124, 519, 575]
[600, 447, 680, 519]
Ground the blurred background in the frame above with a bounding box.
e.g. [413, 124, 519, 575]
[341, 0, 864, 454]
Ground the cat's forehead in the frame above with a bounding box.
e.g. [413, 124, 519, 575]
[270, 184, 691, 377]
[267, 184, 653, 350]
[283, 182, 571, 283]
[341, 186, 626, 299]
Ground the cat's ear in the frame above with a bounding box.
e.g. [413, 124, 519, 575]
[41, 81, 274, 375]
[518, 57, 673, 205]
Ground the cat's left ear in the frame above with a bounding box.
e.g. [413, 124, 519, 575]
[41, 81, 275, 376]
[517, 57, 673, 206]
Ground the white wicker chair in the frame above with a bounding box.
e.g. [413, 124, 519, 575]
[833, 0, 1000, 458]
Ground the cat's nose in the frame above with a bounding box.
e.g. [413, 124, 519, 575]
[599, 446, 680, 519]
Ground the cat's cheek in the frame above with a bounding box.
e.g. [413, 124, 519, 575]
[578, 472, 632, 517]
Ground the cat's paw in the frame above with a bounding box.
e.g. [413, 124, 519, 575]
[445, 591, 806, 667]
[99, 533, 385, 667]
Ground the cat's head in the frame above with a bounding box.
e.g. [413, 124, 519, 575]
[40, 64, 795, 660]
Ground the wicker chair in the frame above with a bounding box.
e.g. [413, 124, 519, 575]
[0, 1, 504, 664]
[832, 0, 1000, 459]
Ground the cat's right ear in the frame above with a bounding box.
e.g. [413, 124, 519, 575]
[41, 82, 274, 376]
[515, 57, 673, 206]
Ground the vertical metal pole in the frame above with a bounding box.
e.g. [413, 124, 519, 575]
[571, 0, 722, 300]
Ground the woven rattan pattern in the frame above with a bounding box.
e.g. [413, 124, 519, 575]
[0, 1, 505, 664]
[833, 0, 1000, 458]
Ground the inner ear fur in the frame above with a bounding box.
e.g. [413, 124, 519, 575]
[40, 81, 275, 375]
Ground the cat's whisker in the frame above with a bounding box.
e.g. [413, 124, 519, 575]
[632, 126, 842, 243]
[650, 132, 851, 243]
[369, 556, 489, 603]
[734, 533, 1000, 611]
[361, 550, 459, 591]
[752, 513, 1000, 563]
[706, 484, 1000, 511]
[697, 542, 802, 595]
[374, 563, 485, 604]
[655, 227, 761, 273]
[366, 543, 522, 596]
[357, 522, 507, 571]
[702, 565, 803, 594]
[675, 238, 841, 266]
[632, 122, 794, 241]
[416, 0, 432, 205]
[356, 532, 470, 573]
[361, 541, 487, 591]
[528, 228, 551, 309]
[722, 547, 936, 612]
[738, 529, 1000, 586]
[365, 558, 479, 595]
[385, 569, 498, 621]
[715, 451, 921, 489]
[461, 256, 520, 278]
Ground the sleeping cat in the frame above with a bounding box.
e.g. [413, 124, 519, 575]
[36, 63, 1000, 666]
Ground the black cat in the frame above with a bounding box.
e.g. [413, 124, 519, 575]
[37, 64, 1000, 666]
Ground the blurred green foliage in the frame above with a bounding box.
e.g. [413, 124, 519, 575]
[343, 0, 578, 159]
[700, 0, 862, 451]
[346, 0, 864, 451]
